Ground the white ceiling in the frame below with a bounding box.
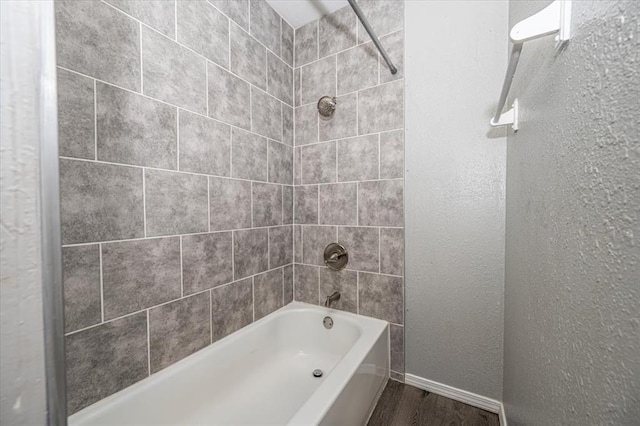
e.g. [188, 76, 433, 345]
[266, 0, 349, 28]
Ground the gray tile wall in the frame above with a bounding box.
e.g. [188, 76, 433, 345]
[56, 0, 294, 414]
[293, 1, 405, 381]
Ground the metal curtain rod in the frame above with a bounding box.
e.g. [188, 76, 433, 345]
[346, 0, 397, 74]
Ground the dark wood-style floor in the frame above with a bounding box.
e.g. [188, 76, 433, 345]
[368, 380, 500, 426]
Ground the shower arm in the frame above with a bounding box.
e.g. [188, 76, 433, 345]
[346, 0, 397, 75]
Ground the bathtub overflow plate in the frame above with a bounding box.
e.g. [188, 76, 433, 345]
[323, 316, 334, 329]
[313, 369, 323, 378]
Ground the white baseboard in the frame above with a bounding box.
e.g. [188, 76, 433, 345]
[404, 374, 502, 414]
[499, 402, 508, 426]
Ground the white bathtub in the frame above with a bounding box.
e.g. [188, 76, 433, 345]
[69, 302, 389, 425]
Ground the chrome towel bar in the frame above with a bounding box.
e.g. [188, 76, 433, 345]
[490, 0, 572, 131]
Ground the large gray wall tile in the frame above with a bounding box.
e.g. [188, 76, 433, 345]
[251, 88, 282, 141]
[208, 64, 251, 130]
[338, 134, 379, 181]
[234, 228, 269, 279]
[379, 30, 404, 83]
[142, 27, 207, 114]
[267, 52, 293, 105]
[177, 1, 229, 68]
[320, 268, 357, 313]
[182, 232, 233, 294]
[284, 264, 293, 303]
[211, 278, 253, 342]
[209, 177, 252, 230]
[319, 92, 357, 141]
[303, 225, 337, 266]
[230, 23, 266, 90]
[178, 110, 231, 176]
[96, 82, 176, 169]
[281, 19, 294, 66]
[106, 0, 176, 38]
[230, 23, 267, 90]
[269, 141, 293, 184]
[295, 21, 318, 67]
[301, 142, 336, 184]
[358, 272, 403, 324]
[269, 226, 293, 268]
[65, 313, 147, 415]
[294, 185, 318, 224]
[358, 80, 404, 134]
[295, 103, 318, 146]
[149, 292, 210, 373]
[56, 0, 140, 91]
[283, 185, 293, 224]
[102, 237, 181, 319]
[380, 130, 403, 179]
[390, 324, 404, 372]
[254, 268, 283, 319]
[231, 128, 268, 181]
[319, 183, 357, 225]
[57, 68, 95, 159]
[294, 264, 319, 304]
[250, 0, 281, 54]
[300, 56, 336, 106]
[144, 169, 209, 237]
[63, 245, 101, 333]
[380, 228, 404, 276]
[337, 42, 378, 95]
[252, 182, 282, 227]
[319, 6, 356, 58]
[357, 0, 404, 44]
[60, 159, 144, 244]
[339, 226, 379, 272]
[210, 0, 248, 30]
[358, 179, 403, 226]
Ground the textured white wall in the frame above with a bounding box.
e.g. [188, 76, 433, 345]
[0, 2, 49, 424]
[405, 0, 508, 399]
[503, 0, 640, 424]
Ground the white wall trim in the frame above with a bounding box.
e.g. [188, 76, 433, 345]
[499, 402, 508, 426]
[404, 374, 502, 414]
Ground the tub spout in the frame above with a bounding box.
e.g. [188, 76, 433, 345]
[324, 291, 341, 308]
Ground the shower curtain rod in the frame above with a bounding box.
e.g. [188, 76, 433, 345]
[347, 0, 397, 74]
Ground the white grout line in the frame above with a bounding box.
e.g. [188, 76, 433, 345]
[99, 243, 104, 322]
[139, 22, 144, 93]
[64, 262, 294, 337]
[356, 271, 359, 314]
[58, 155, 298, 184]
[146, 310, 151, 375]
[176, 110, 180, 171]
[179, 236, 184, 297]
[251, 277, 256, 321]
[377, 133, 381, 179]
[174, 0, 178, 40]
[93, 79, 98, 160]
[61, 225, 293, 248]
[142, 168, 147, 237]
[207, 178, 211, 232]
[58, 64, 292, 143]
[205, 61, 209, 117]
[209, 290, 213, 344]
[378, 227, 382, 273]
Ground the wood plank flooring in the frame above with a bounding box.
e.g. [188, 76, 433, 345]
[368, 380, 500, 426]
